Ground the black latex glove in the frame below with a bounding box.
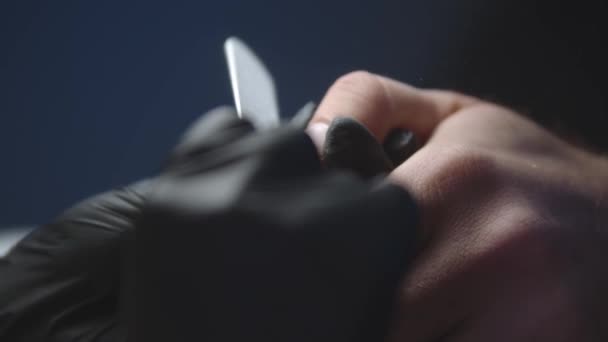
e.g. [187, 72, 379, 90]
[0, 107, 255, 341]
[291, 102, 418, 180]
[0, 180, 149, 341]
[322, 118, 418, 179]
[139, 107, 418, 342]
[1, 107, 419, 342]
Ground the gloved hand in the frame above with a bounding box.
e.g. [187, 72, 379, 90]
[1, 107, 419, 342]
[0, 179, 149, 341]
[139, 107, 419, 342]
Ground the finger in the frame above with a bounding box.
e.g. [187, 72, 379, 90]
[0, 181, 150, 340]
[322, 117, 394, 179]
[168, 106, 254, 168]
[383, 129, 419, 166]
[288, 101, 316, 130]
[176, 106, 254, 151]
[307, 71, 479, 150]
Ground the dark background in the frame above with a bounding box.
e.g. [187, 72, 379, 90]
[1, 0, 606, 225]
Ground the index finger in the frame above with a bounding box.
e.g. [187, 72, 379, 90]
[307, 71, 479, 149]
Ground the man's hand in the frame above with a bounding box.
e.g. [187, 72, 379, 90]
[308, 71, 608, 341]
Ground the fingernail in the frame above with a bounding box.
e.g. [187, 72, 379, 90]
[306, 122, 329, 152]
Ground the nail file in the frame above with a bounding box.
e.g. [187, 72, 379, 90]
[224, 37, 280, 131]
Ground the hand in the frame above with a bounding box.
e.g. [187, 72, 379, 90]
[139, 108, 418, 342]
[1, 106, 420, 342]
[308, 71, 608, 341]
[0, 108, 257, 341]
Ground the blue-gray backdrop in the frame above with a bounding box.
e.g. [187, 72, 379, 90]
[1, 0, 606, 225]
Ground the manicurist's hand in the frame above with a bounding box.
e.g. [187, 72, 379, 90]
[308, 71, 608, 341]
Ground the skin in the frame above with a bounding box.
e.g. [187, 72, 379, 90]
[307, 71, 608, 341]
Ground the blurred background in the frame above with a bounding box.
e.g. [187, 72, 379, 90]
[1, 0, 606, 225]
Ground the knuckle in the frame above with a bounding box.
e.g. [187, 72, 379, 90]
[428, 145, 500, 192]
[445, 146, 497, 179]
[489, 205, 562, 272]
[331, 70, 377, 91]
[411, 145, 503, 219]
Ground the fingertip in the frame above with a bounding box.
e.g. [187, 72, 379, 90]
[180, 106, 242, 143]
[306, 122, 329, 153]
[312, 70, 393, 141]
